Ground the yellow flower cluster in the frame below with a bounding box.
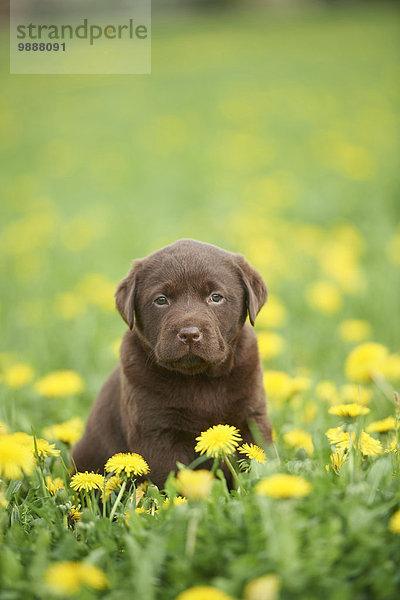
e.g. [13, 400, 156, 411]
[175, 470, 214, 500]
[330, 449, 348, 473]
[256, 296, 287, 329]
[239, 443, 266, 464]
[175, 586, 233, 600]
[345, 342, 400, 383]
[283, 429, 314, 456]
[243, 575, 281, 600]
[328, 403, 370, 418]
[257, 332, 285, 361]
[263, 370, 312, 405]
[70, 472, 104, 493]
[255, 474, 312, 499]
[34, 370, 84, 398]
[338, 319, 371, 343]
[46, 476, 65, 495]
[195, 424, 242, 458]
[0, 434, 35, 479]
[326, 427, 383, 457]
[43, 417, 84, 444]
[105, 452, 150, 478]
[45, 561, 108, 595]
[366, 416, 396, 433]
[389, 510, 400, 534]
[2, 363, 35, 388]
[0, 430, 60, 480]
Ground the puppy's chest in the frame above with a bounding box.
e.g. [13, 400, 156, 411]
[138, 379, 247, 432]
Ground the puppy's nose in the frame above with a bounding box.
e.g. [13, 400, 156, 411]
[177, 327, 202, 344]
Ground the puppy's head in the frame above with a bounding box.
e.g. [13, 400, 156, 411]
[115, 240, 267, 375]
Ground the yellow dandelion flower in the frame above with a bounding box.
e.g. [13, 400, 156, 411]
[175, 469, 214, 500]
[255, 296, 287, 329]
[33, 438, 60, 459]
[290, 376, 312, 393]
[239, 443, 266, 464]
[46, 476, 65, 495]
[102, 475, 123, 501]
[43, 417, 83, 444]
[359, 432, 383, 457]
[70, 472, 104, 492]
[0, 434, 35, 479]
[381, 354, 400, 382]
[384, 439, 398, 454]
[388, 510, 400, 534]
[330, 449, 348, 473]
[69, 505, 82, 521]
[306, 280, 342, 314]
[328, 403, 370, 418]
[338, 319, 371, 343]
[3, 363, 35, 389]
[78, 564, 108, 590]
[255, 474, 312, 499]
[130, 488, 145, 506]
[283, 429, 314, 456]
[34, 370, 84, 398]
[195, 424, 242, 458]
[8, 433, 60, 459]
[345, 342, 389, 382]
[257, 332, 285, 361]
[243, 574, 281, 600]
[366, 416, 396, 434]
[263, 371, 293, 402]
[325, 427, 352, 450]
[173, 495, 188, 506]
[315, 380, 340, 404]
[163, 496, 188, 508]
[340, 384, 372, 406]
[105, 452, 150, 478]
[8, 432, 33, 449]
[175, 586, 233, 600]
[45, 561, 108, 595]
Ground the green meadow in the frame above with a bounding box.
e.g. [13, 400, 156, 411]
[0, 3, 399, 599]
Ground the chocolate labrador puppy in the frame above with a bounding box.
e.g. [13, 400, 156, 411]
[71, 239, 272, 487]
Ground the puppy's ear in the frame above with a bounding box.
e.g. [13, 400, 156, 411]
[115, 260, 141, 330]
[236, 256, 267, 326]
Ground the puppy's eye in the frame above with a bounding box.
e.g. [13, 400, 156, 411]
[210, 293, 223, 303]
[154, 296, 168, 306]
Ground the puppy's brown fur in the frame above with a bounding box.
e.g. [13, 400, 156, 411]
[71, 240, 272, 487]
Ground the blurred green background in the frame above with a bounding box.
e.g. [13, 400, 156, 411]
[0, 1, 399, 433]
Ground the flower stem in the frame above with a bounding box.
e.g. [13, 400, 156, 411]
[211, 457, 220, 474]
[85, 490, 93, 512]
[110, 479, 127, 521]
[185, 507, 200, 556]
[223, 454, 245, 493]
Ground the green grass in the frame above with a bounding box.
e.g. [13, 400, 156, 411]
[1, 3, 400, 599]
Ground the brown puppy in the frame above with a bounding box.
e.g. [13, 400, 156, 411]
[71, 239, 272, 487]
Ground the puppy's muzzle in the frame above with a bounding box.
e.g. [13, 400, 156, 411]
[177, 326, 203, 345]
